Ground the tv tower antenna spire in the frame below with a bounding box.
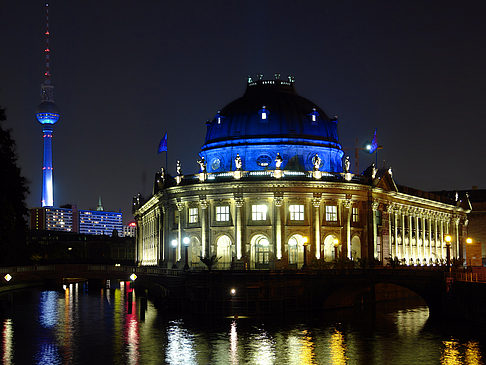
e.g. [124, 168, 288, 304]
[36, 1, 60, 207]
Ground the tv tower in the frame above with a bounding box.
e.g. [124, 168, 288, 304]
[36, 1, 60, 207]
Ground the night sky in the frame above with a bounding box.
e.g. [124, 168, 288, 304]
[1, 1, 485, 223]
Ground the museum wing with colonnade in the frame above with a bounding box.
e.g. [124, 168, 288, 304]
[133, 76, 470, 270]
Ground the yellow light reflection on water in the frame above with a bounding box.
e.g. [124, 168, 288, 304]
[442, 340, 461, 365]
[330, 329, 348, 365]
[465, 341, 482, 365]
[299, 329, 316, 365]
[2, 318, 13, 365]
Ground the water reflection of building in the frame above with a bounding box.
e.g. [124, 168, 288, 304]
[134, 76, 470, 269]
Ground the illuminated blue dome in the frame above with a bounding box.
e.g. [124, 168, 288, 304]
[200, 78, 344, 172]
[36, 101, 60, 125]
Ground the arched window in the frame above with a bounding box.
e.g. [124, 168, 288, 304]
[251, 234, 272, 269]
[256, 236, 270, 264]
[287, 234, 306, 267]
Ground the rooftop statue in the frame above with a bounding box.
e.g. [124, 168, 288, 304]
[275, 153, 283, 169]
[197, 157, 207, 173]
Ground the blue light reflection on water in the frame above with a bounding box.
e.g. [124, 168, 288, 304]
[0, 288, 485, 364]
[39, 291, 58, 328]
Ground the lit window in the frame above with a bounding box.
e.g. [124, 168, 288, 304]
[326, 206, 338, 222]
[216, 206, 230, 222]
[189, 207, 198, 223]
[352, 207, 359, 223]
[289, 205, 305, 220]
[259, 105, 268, 121]
[252, 204, 267, 221]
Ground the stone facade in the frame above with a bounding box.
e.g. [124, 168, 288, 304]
[134, 170, 469, 269]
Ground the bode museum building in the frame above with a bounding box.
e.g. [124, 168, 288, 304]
[133, 76, 470, 270]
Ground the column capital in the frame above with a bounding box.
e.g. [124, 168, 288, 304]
[235, 198, 244, 208]
[199, 196, 208, 210]
[372, 200, 379, 211]
[312, 197, 321, 208]
[343, 199, 351, 209]
[274, 193, 284, 207]
[176, 201, 184, 212]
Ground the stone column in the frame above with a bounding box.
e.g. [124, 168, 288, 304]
[387, 205, 393, 261]
[274, 195, 284, 260]
[440, 217, 445, 260]
[408, 213, 413, 263]
[176, 202, 184, 261]
[200, 197, 208, 258]
[394, 207, 399, 259]
[343, 198, 352, 259]
[421, 214, 426, 261]
[372, 201, 379, 260]
[401, 210, 405, 261]
[161, 205, 167, 263]
[454, 215, 460, 260]
[135, 217, 142, 264]
[416, 214, 420, 261]
[235, 195, 244, 260]
[312, 196, 322, 259]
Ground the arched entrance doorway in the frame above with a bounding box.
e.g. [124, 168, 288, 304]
[287, 234, 306, 268]
[251, 234, 272, 269]
[323, 234, 339, 261]
[216, 235, 232, 269]
[351, 236, 361, 260]
[190, 237, 202, 268]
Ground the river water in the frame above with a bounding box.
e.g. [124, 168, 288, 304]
[0, 282, 484, 364]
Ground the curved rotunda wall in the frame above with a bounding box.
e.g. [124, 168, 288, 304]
[200, 78, 344, 173]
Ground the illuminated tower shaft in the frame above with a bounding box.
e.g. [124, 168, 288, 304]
[42, 125, 54, 207]
[36, 1, 60, 207]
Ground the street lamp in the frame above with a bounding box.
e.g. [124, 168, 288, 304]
[333, 238, 339, 260]
[466, 237, 473, 244]
[445, 234, 452, 270]
[302, 236, 308, 269]
[183, 237, 190, 270]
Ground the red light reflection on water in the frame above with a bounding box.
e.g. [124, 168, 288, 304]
[124, 281, 140, 365]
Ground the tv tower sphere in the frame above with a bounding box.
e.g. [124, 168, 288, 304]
[36, 100, 60, 125]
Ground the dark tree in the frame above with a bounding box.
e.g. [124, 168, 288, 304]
[0, 107, 29, 264]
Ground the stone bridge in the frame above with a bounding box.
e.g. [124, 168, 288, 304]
[0, 265, 483, 320]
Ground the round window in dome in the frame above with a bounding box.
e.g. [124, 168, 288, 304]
[211, 158, 221, 171]
[256, 155, 272, 167]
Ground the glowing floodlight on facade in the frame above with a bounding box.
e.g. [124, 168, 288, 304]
[130, 273, 137, 281]
[4, 274, 12, 282]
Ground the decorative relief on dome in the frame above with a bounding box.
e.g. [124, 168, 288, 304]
[257, 155, 272, 167]
[210, 158, 221, 171]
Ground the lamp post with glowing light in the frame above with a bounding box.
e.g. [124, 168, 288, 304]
[183, 237, 190, 270]
[333, 238, 339, 260]
[466, 237, 473, 267]
[445, 234, 452, 270]
[302, 236, 309, 269]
